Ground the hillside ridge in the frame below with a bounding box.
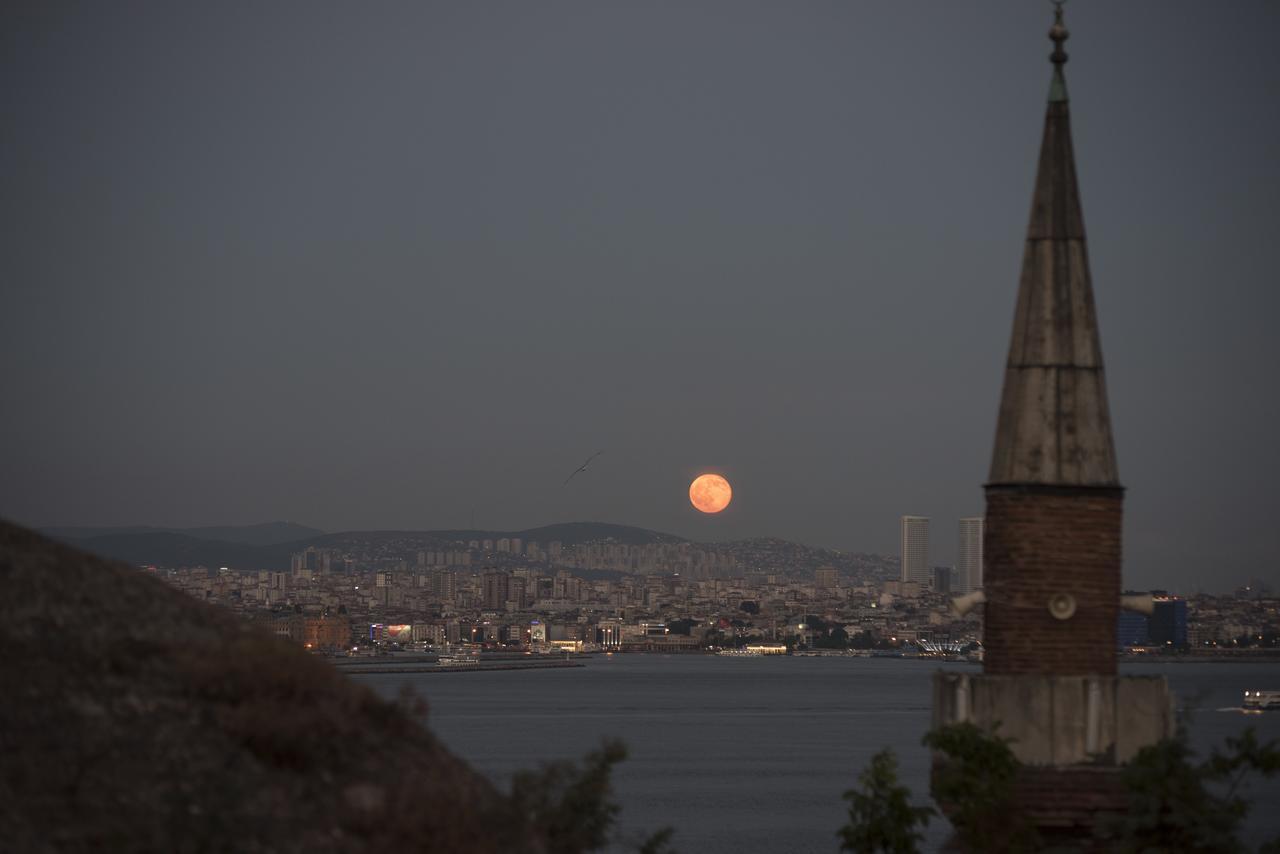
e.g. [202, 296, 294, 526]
[0, 520, 535, 851]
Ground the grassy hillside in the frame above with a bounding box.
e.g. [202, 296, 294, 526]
[0, 521, 536, 851]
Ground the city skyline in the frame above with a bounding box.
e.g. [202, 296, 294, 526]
[2, 3, 1278, 592]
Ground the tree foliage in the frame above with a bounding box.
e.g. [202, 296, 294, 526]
[847, 631, 876, 650]
[839, 723, 1280, 854]
[1098, 726, 1280, 853]
[510, 739, 676, 853]
[923, 722, 1039, 853]
[814, 627, 850, 649]
[510, 739, 626, 852]
[837, 749, 933, 853]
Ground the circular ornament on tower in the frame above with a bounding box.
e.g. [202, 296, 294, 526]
[1048, 593, 1077, 620]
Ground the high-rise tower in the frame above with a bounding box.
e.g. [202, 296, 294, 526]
[899, 516, 930, 584]
[931, 9, 1174, 840]
[955, 517, 983, 594]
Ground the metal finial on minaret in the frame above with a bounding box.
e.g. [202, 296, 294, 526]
[1049, 3, 1069, 64]
[1048, 2, 1070, 101]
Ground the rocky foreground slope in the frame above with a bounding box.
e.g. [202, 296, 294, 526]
[0, 521, 538, 852]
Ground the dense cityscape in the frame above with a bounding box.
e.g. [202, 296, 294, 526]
[124, 520, 1279, 660]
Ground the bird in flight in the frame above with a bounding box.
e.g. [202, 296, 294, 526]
[563, 451, 603, 486]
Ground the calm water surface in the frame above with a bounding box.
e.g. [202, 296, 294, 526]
[358, 656, 1280, 852]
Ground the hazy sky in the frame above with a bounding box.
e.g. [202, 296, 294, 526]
[3, 2, 1278, 592]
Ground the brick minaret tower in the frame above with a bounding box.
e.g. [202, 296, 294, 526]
[982, 5, 1120, 677]
[932, 7, 1175, 841]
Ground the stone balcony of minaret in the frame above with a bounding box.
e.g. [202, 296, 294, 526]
[931, 672, 1175, 766]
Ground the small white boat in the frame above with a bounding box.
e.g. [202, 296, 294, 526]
[1243, 690, 1280, 711]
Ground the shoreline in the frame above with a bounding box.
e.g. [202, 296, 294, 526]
[332, 651, 1280, 670]
[1120, 656, 1280, 665]
[341, 660, 585, 675]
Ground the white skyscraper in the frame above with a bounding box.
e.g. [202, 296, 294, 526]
[900, 516, 930, 584]
[956, 517, 984, 594]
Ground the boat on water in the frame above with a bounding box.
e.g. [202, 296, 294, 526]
[717, 644, 788, 657]
[438, 655, 479, 666]
[1243, 690, 1280, 711]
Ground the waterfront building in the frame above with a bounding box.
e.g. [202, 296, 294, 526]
[1117, 607, 1150, 648]
[1149, 594, 1189, 648]
[598, 619, 621, 648]
[955, 517, 983, 594]
[529, 620, 547, 644]
[931, 8, 1175, 841]
[412, 623, 446, 645]
[302, 616, 350, 651]
[1114, 592, 1188, 649]
[899, 516, 930, 584]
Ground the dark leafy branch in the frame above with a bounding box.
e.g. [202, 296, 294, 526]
[837, 749, 933, 853]
[510, 739, 675, 853]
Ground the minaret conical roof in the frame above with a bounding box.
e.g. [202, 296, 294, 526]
[988, 7, 1120, 488]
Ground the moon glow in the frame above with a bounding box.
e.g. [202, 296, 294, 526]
[689, 474, 732, 514]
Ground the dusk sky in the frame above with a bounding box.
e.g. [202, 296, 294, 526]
[2, 2, 1277, 592]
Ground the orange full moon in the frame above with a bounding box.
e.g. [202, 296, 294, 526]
[689, 473, 732, 514]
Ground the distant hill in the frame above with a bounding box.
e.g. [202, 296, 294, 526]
[55, 521, 687, 572]
[515, 521, 685, 545]
[44, 520, 896, 581]
[73, 531, 295, 571]
[43, 521, 325, 547]
[304, 522, 685, 548]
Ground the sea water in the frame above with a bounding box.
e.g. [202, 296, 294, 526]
[358, 656, 1280, 852]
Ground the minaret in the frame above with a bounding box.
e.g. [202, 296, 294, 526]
[983, 4, 1122, 677]
[989, 7, 1118, 490]
[931, 9, 1175, 842]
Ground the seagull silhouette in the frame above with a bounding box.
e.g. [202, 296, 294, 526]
[563, 451, 603, 486]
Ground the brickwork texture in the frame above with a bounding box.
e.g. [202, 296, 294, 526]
[982, 485, 1122, 676]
